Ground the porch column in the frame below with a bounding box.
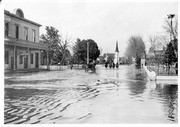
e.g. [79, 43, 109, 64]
[38, 49, 40, 69]
[13, 46, 16, 70]
[28, 47, 30, 69]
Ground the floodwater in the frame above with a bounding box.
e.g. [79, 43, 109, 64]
[4, 65, 178, 124]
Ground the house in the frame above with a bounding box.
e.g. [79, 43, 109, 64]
[4, 8, 49, 70]
[146, 45, 165, 66]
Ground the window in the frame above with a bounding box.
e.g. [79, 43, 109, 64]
[20, 55, 23, 64]
[5, 51, 9, 64]
[5, 22, 9, 36]
[31, 54, 33, 64]
[24, 28, 28, 41]
[16, 25, 19, 39]
[32, 30, 36, 42]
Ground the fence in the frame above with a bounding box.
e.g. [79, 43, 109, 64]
[146, 64, 177, 76]
[39, 64, 85, 70]
[39, 65, 68, 70]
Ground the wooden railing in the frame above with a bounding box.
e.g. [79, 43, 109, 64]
[5, 37, 49, 50]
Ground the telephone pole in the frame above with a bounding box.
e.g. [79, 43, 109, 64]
[167, 14, 175, 41]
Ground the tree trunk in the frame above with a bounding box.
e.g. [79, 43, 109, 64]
[157, 63, 159, 75]
[60, 54, 65, 65]
[168, 64, 170, 75]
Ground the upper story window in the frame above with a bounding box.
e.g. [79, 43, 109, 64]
[5, 22, 9, 37]
[15, 25, 19, 39]
[32, 30, 36, 42]
[24, 28, 28, 41]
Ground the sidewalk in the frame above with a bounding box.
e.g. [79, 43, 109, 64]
[5, 68, 49, 75]
[4, 67, 99, 90]
[4, 65, 71, 76]
[143, 65, 178, 84]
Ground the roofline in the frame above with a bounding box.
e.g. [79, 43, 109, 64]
[4, 10, 42, 27]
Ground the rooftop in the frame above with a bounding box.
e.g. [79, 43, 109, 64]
[4, 8, 42, 27]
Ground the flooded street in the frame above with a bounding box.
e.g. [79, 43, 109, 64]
[4, 65, 178, 124]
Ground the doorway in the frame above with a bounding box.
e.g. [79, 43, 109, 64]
[35, 53, 39, 68]
[11, 57, 14, 70]
[24, 56, 28, 69]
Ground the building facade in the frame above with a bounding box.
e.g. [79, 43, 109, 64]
[4, 8, 49, 70]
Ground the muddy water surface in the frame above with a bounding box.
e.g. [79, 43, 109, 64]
[4, 65, 178, 124]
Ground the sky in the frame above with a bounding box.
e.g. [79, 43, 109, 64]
[3, 0, 178, 56]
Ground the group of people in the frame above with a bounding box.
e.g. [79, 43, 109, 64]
[105, 61, 119, 69]
[70, 61, 97, 73]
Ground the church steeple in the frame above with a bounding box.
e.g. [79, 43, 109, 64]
[115, 41, 119, 52]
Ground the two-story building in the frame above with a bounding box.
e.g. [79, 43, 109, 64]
[4, 8, 49, 70]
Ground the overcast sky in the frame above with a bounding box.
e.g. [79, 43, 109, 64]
[3, 0, 178, 56]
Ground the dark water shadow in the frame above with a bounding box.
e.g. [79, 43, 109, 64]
[5, 88, 57, 101]
[5, 79, 66, 85]
[126, 67, 147, 81]
[127, 81, 147, 96]
[154, 84, 178, 122]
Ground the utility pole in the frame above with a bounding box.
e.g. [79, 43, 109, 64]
[87, 42, 89, 64]
[167, 14, 175, 41]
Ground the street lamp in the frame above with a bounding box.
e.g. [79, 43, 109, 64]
[167, 14, 175, 41]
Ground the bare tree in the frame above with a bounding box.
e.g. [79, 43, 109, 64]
[41, 26, 72, 65]
[57, 35, 72, 65]
[148, 35, 165, 74]
[149, 35, 160, 50]
[149, 34, 169, 50]
[163, 17, 178, 40]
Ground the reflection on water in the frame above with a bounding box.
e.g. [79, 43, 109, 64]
[154, 84, 178, 122]
[5, 88, 57, 101]
[127, 81, 147, 95]
[4, 65, 178, 123]
[125, 66, 178, 123]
